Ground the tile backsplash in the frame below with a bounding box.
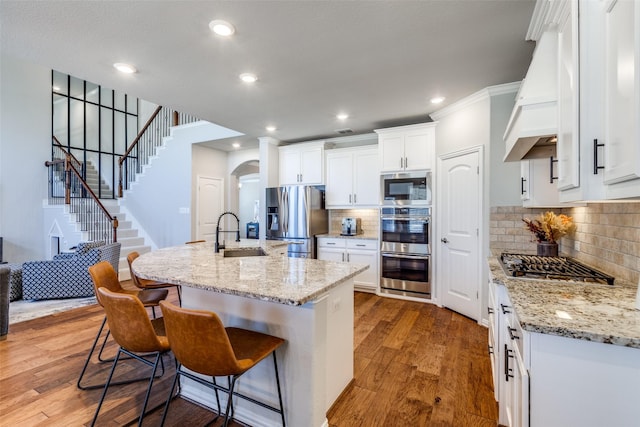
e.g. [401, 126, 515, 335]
[328, 209, 380, 235]
[490, 203, 640, 283]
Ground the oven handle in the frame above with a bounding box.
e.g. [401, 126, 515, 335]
[381, 253, 430, 260]
[381, 216, 431, 221]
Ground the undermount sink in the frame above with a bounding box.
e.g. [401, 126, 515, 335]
[223, 247, 267, 258]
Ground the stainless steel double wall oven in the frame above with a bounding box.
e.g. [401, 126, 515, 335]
[380, 171, 432, 298]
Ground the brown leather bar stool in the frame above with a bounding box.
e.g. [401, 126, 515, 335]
[91, 287, 171, 427]
[159, 301, 286, 427]
[127, 251, 181, 305]
[77, 261, 169, 390]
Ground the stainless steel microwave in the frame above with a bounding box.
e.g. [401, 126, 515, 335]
[381, 171, 431, 206]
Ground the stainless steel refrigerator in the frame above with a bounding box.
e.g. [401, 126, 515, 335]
[265, 185, 328, 258]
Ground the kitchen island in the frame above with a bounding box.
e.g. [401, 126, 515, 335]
[133, 240, 369, 427]
[487, 255, 640, 427]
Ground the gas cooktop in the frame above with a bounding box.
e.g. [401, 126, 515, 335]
[499, 253, 615, 285]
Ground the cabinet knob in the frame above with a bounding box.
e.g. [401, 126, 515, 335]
[441, 237, 449, 244]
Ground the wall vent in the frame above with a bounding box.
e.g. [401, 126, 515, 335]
[335, 128, 353, 135]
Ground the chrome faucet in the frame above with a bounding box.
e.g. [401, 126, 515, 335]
[215, 211, 241, 253]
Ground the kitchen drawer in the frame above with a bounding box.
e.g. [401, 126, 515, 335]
[317, 238, 346, 248]
[346, 239, 377, 251]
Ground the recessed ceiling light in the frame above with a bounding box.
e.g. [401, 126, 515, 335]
[336, 113, 349, 120]
[430, 96, 445, 104]
[232, 142, 241, 149]
[209, 20, 235, 37]
[239, 73, 257, 83]
[266, 125, 277, 132]
[113, 63, 137, 74]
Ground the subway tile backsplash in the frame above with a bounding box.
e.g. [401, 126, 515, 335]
[490, 203, 640, 283]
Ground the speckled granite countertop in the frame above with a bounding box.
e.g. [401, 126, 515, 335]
[488, 256, 640, 348]
[133, 239, 368, 306]
[316, 233, 379, 240]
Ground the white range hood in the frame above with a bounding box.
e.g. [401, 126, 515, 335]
[503, 30, 558, 162]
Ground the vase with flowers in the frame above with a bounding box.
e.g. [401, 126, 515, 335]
[523, 211, 576, 257]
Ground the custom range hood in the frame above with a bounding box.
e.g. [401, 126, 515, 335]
[504, 30, 558, 161]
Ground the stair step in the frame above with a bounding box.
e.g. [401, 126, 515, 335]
[118, 236, 145, 247]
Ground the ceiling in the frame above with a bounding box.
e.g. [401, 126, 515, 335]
[0, 0, 536, 152]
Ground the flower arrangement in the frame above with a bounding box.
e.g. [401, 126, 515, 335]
[523, 211, 576, 244]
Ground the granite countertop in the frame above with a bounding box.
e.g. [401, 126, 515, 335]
[133, 239, 369, 306]
[316, 232, 379, 240]
[488, 256, 640, 348]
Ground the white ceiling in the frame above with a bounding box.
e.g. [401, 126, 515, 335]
[0, 0, 536, 151]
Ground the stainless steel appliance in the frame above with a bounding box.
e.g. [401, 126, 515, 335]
[340, 217, 361, 236]
[265, 185, 328, 258]
[380, 206, 431, 298]
[381, 171, 431, 206]
[499, 253, 614, 285]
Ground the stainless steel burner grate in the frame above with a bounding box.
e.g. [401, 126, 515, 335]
[499, 253, 615, 285]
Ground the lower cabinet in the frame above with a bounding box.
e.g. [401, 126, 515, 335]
[489, 276, 529, 427]
[317, 238, 378, 293]
[489, 275, 640, 427]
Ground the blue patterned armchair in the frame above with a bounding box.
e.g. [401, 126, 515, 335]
[22, 241, 121, 300]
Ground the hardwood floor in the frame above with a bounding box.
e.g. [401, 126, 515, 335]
[0, 288, 498, 426]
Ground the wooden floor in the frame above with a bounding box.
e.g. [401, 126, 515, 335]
[0, 288, 498, 426]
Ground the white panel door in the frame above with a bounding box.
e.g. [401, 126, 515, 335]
[196, 176, 224, 241]
[439, 150, 481, 320]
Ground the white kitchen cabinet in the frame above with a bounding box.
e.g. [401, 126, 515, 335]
[554, 0, 640, 201]
[489, 273, 640, 427]
[279, 141, 324, 185]
[326, 146, 379, 208]
[520, 157, 561, 207]
[603, 0, 640, 190]
[375, 123, 436, 173]
[317, 237, 378, 293]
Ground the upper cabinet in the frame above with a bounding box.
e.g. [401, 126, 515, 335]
[326, 146, 379, 208]
[520, 0, 640, 202]
[603, 0, 640, 189]
[520, 157, 561, 207]
[375, 123, 436, 173]
[279, 141, 325, 186]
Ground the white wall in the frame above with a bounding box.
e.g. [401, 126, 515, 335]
[490, 92, 521, 206]
[0, 54, 51, 262]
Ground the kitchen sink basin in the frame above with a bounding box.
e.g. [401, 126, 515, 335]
[223, 247, 267, 258]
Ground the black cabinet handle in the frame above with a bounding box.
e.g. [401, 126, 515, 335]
[504, 344, 514, 382]
[508, 326, 520, 340]
[593, 139, 605, 175]
[550, 156, 558, 183]
[500, 304, 511, 314]
[520, 177, 526, 195]
[488, 344, 494, 355]
[488, 307, 494, 315]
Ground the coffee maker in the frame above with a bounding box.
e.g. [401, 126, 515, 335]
[340, 218, 361, 236]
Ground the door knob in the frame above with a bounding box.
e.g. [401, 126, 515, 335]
[441, 238, 449, 243]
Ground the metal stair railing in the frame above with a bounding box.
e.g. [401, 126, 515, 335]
[46, 141, 118, 243]
[118, 106, 199, 197]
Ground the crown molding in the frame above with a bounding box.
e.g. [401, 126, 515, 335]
[429, 82, 520, 121]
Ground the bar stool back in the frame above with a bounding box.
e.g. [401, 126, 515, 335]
[127, 251, 181, 304]
[91, 287, 171, 427]
[159, 300, 286, 427]
[77, 261, 168, 390]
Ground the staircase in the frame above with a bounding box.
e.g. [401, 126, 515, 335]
[84, 161, 114, 199]
[99, 200, 150, 280]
